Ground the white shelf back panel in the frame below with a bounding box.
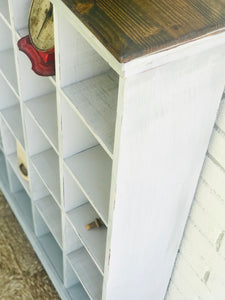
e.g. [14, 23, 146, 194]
[10, 0, 31, 31]
[0, 75, 19, 110]
[0, 17, 12, 51]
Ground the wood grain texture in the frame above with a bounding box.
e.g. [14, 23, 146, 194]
[61, 0, 225, 62]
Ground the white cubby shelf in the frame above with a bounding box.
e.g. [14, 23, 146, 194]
[1, 1, 224, 300]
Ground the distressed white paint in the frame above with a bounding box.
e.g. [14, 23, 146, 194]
[1, 1, 225, 299]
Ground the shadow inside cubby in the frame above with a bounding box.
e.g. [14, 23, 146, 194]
[57, 13, 119, 157]
[64, 219, 103, 300]
[34, 206, 63, 281]
[24, 109, 61, 204]
[0, 149, 9, 187]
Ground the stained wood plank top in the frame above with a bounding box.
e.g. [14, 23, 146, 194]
[61, 0, 225, 62]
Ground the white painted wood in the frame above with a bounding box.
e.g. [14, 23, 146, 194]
[32, 148, 61, 204]
[64, 218, 83, 255]
[208, 128, 225, 169]
[15, 46, 55, 101]
[0, 74, 19, 110]
[216, 98, 225, 132]
[61, 95, 98, 158]
[67, 202, 107, 274]
[54, 9, 111, 87]
[39, 232, 63, 281]
[9, 0, 31, 31]
[0, 104, 24, 147]
[0, 117, 16, 155]
[13, 189, 33, 228]
[0, 17, 12, 51]
[29, 162, 49, 201]
[0, 1, 10, 28]
[6, 151, 30, 196]
[63, 166, 87, 212]
[36, 195, 62, 248]
[25, 92, 59, 151]
[65, 145, 112, 225]
[104, 45, 225, 300]
[62, 70, 118, 157]
[68, 248, 103, 300]
[67, 281, 90, 300]
[23, 108, 51, 156]
[0, 49, 18, 93]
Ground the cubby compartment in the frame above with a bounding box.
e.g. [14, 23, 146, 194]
[24, 109, 61, 204]
[35, 194, 62, 248]
[66, 203, 107, 274]
[0, 74, 19, 110]
[65, 220, 103, 300]
[0, 0, 10, 27]
[9, 0, 31, 35]
[0, 17, 18, 93]
[56, 12, 119, 157]
[25, 91, 58, 152]
[6, 162, 33, 229]
[65, 261, 90, 300]
[64, 145, 112, 225]
[0, 102, 25, 148]
[34, 207, 63, 281]
[0, 117, 29, 194]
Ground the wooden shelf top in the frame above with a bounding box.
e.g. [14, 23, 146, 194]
[62, 0, 225, 63]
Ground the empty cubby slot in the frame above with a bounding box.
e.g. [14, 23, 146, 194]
[35, 194, 62, 249]
[0, 74, 19, 110]
[0, 117, 17, 155]
[67, 246, 103, 300]
[0, 18, 18, 93]
[0, 1, 10, 27]
[57, 14, 118, 157]
[0, 103, 25, 147]
[63, 165, 88, 212]
[37, 218, 63, 281]
[9, 0, 30, 34]
[61, 94, 98, 159]
[64, 258, 90, 300]
[64, 145, 112, 225]
[66, 202, 107, 275]
[25, 91, 58, 152]
[24, 109, 61, 203]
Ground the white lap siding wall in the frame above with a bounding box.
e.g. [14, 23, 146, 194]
[166, 92, 225, 300]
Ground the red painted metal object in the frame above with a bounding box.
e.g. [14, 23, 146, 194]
[17, 35, 55, 76]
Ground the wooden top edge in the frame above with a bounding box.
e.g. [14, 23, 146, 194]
[61, 0, 225, 63]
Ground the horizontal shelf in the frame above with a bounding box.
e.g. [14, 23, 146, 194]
[62, 70, 118, 157]
[25, 92, 58, 151]
[0, 104, 24, 147]
[39, 232, 63, 281]
[67, 202, 107, 274]
[7, 151, 30, 196]
[32, 148, 61, 204]
[68, 247, 103, 300]
[65, 145, 112, 225]
[36, 195, 62, 248]
[0, 49, 18, 94]
[0, 1, 10, 27]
